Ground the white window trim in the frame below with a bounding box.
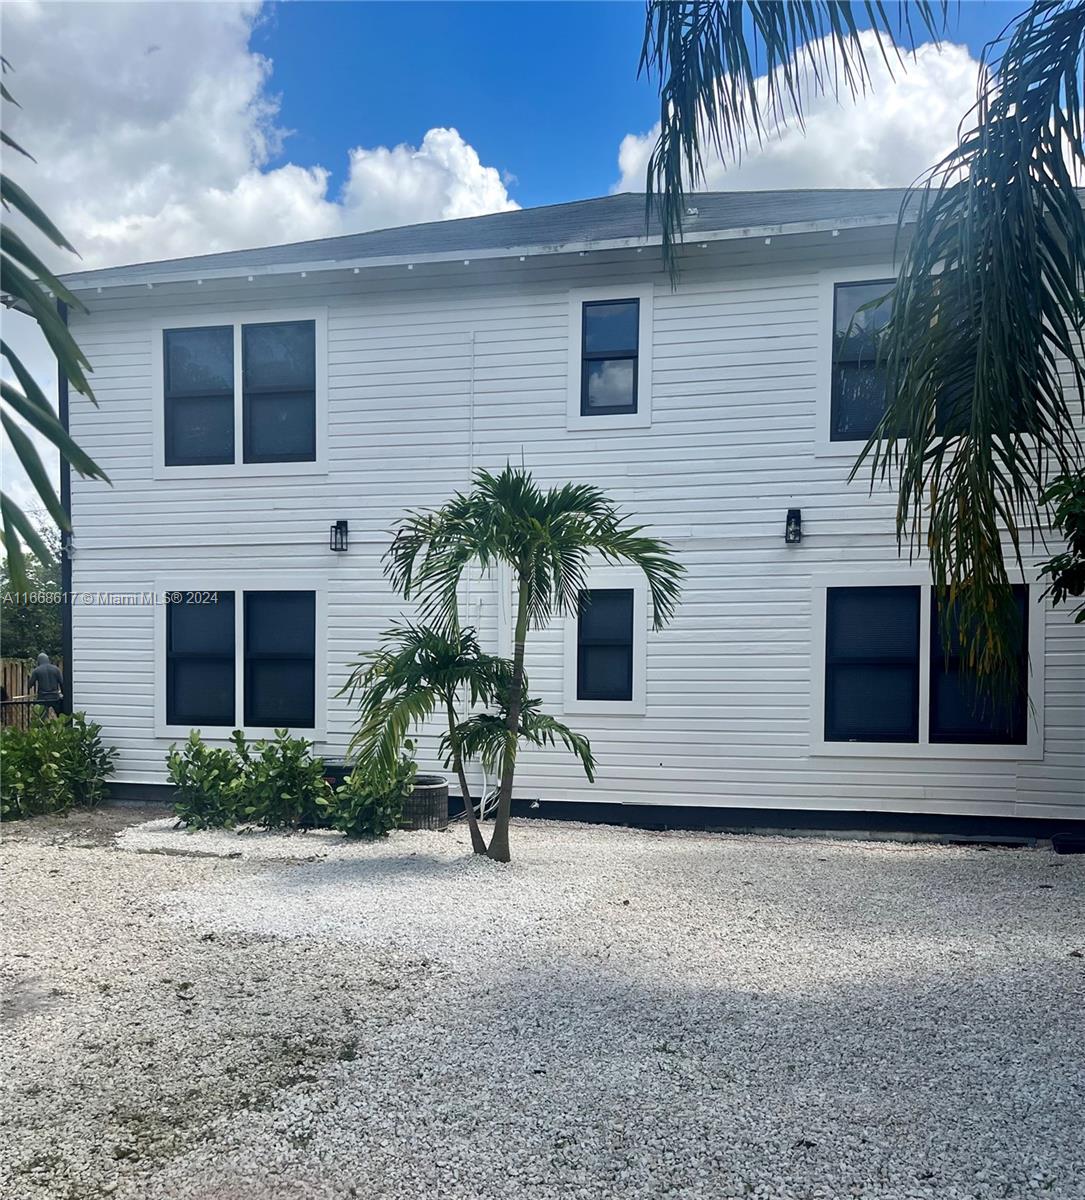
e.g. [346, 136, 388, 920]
[154, 573, 327, 742]
[563, 567, 648, 716]
[809, 568, 1045, 760]
[814, 265, 896, 459]
[566, 284, 653, 431]
[151, 307, 328, 479]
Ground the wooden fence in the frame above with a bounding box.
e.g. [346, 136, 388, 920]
[1, 657, 65, 729]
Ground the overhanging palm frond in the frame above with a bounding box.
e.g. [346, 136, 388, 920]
[444, 696, 597, 784]
[639, 0, 947, 276]
[1, 61, 107, 587]
[855, 0, 1085, 690]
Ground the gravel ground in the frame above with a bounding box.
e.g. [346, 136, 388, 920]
[2, 809, 1083, 1200]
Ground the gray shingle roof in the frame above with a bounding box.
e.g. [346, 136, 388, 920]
[61, 189, 916, 289]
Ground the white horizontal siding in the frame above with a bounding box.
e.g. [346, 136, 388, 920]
[67, 227, 1085, 819]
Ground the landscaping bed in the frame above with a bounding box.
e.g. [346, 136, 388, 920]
[2, 809, 1083, 1199]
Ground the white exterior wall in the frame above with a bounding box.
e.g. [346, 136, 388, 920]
[66, 225, 1085, 821]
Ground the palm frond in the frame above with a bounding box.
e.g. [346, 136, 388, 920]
[1, 64, 102, 588]
[855, 0, 1085, 692]
[444, 696, 596, 783]
[339, 622, 513, 769]
[639, 0, 947, 277]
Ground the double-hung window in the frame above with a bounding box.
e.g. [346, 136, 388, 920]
[162, 589, 318, 733]
[819, 582, 1035, 753]
[166, 593, 236, 726]
[567, 286, 652, 429]
[576, 588, 635, 701]
[581, 300, 639, 416]
[564, 571, 647, 714]
[161, 317, 319, 469]
[164, 327, 235, 466]
[830, 280, 894, 442]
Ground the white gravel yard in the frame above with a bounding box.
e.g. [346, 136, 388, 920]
[2, 810, 1084, 1200]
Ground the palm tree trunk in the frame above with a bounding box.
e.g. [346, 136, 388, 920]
[445, 694, 487, 855]
[487, 572, 530, 863]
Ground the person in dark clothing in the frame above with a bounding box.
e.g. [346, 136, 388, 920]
[28, 652, 64, 716]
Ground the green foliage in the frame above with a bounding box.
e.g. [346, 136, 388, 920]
[0, 710, 116, 819]
[857, 1, 1085, 694]
[1, 516, 62, 658]
[320, 745, 417, 840]
[1039, 472, 1085, 622]
[446, 694, 596, 783]
[384, 465, 681, 860]
[341, 622, 511, 770]
[165, 729, 243, 830]
[230, 729, 330, 831]
[1, 61, 109, 588]
[639, 1, 946, 276]
[387, 465, 684, 633]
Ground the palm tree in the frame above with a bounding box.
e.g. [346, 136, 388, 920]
[640, 1, 1085, 692]
[340, 622, 511, 855]
[386, 465, 684, 862]
[2, 59, 107, 585]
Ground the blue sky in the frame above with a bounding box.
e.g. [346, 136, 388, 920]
[254, 0, 1017, 208]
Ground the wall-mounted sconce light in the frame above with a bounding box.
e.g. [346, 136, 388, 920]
[330, 519, 349, 552]
[784, 508, 802, 545]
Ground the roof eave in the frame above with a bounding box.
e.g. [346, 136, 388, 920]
[57, 211, 911, 295]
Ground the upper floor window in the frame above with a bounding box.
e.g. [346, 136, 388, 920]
[830, 280, 893, 442]
[162, 318, 317, 468]
[581, 299, 639, 416]
[567, 286, 652, 431]
[164, 327, 235, 466]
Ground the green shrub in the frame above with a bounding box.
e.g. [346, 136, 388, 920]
[0, 711, 116, 820]
[322, 746, 416, 839]
[231, 729, 330, 831]
[166, 730, 243, 830]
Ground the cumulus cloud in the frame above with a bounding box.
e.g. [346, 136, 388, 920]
[616, 35, 982, 192]
[0, 0, 517, 512]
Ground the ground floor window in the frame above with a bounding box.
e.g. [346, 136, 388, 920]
[577, 588, 635, 701]
[823, 583, 1031, 748]
[164, 589, 316, 731]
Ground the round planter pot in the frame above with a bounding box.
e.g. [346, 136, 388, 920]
[401, 774, 449, 832]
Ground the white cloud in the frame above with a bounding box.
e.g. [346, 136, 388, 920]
[0, 0, 517, 518]
[617, 35, 982, 192]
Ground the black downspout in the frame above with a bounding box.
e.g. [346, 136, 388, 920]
[58, 299, 73, 716]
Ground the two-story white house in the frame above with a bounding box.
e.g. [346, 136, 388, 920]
[57, 190, 1084, 829]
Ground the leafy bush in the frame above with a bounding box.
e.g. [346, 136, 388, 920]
[0, 711, 116, 820]
[166, 730, 243, 830]
[321, 746, 416, 839]
[231, 729, 329, 831]
[167, 729, 329, 831]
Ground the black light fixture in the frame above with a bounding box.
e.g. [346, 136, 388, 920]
[330, 519, 349, 552]
[784, 508, 802, 545]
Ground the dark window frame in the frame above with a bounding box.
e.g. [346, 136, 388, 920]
[243, 591, 317, 729]
[163, 319, 319, 468]
[580, 299, 639, 417]
[824, 585, 921, 743]
[241, 319, 318, 465]
[829, 279, 895, 443]
[163, 325, 235, 467]
[576, 587, 635, 702]
[929, 586, 1029, 745]
[165, 592, 236, 727]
